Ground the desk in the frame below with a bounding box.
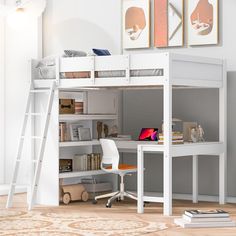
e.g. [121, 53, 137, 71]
[137, 142, 226, 216]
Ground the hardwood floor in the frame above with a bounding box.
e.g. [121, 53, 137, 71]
[1, 194, 236, 235]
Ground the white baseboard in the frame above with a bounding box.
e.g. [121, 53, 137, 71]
[135, 191, 236, 204]
[0, 184, 27, 196]
[2, 186, 236, 204]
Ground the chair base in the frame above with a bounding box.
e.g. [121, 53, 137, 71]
[94, 174, 137, 207]
[95, 190, 137, 207]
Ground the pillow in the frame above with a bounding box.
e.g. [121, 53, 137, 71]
[63, 50, 87, 57]
[36, 56, 56, 68]
[92, 48, 111, 56]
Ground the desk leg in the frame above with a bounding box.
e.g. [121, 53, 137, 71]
[192, 155, 198, 203]
[137, 146, 144, 213]
[219, 153, 226, 204]
[164, 152, 172, 216]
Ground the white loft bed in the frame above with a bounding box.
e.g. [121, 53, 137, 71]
[31, 52, 226, 216]
[32, 52, 224, 89]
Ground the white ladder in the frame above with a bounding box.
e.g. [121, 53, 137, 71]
[6, 81, 56, 210]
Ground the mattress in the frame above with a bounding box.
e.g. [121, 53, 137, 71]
[60, 69, 164, 79]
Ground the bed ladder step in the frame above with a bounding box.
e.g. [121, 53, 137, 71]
[6, 81, 56, 210]
[30, 89, 50, 93]
[25, 113, 44, 116]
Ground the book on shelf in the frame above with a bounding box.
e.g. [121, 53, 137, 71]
[174, 209, 236, 228]
[73, 153, 101, 172]
[59, 122, 67, 142]
[158, 132, 184, 144]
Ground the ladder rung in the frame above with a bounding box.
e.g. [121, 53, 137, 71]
[31, 160, 42, 163]
[25, 113, 43, 116]
[21, 136, 44, 140]
[32, 136, 44, 139]
[30, 89, 49, 93]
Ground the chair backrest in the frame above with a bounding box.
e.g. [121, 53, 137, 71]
[100, 139, 119, 171]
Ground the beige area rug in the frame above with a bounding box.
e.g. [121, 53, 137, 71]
[0, 208, 167, 236]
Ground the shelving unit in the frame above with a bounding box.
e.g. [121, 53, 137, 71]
[30, 53, 226, 213]
[32, 88, 119, 206]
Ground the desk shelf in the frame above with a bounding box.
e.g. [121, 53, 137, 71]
[59, 139, 100, 147]
[59, 170, 106, 179]
[59, 114, 118, 122]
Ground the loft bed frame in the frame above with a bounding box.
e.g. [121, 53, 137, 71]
[31, 52, 227, 216]
[32, 52, 224, 89]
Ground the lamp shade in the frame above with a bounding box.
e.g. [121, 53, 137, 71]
[5, 0, 46, 30]
[0, 0, 46, 18]
[23, 0, 46, 17]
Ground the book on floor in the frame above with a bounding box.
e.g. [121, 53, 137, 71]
[185, 209, 229, 218]
[174, 218, 236, 228]
[175, 209, 236, 228]
[182, 214, 231, 223]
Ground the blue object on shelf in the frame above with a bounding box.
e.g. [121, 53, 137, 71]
[92, 48, 111, 56]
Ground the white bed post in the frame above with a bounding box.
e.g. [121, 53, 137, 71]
[219, 59, 227, 204]
[137, 145, 144, 213]
[163, 53, 172, 216]
[192, 155, 198, 203]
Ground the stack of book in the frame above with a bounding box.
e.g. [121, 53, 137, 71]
[175, 209, 236, 228]
[109, 134, 132, 141]
[59, 122, 67, 142]
[158, 132, 184, 145]
[74, 153, 101, 171]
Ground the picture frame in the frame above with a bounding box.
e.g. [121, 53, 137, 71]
[78, 128, 91, 141]
[69, 124, 83, 141]
[122, 0, 150, 49]
[183, 122, 198, 142]
[187, 0, 219, 46]
[154, 0, 184, 48]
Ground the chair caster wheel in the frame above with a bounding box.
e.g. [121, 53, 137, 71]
[92, 200, 97, 204]
[116, 198, 121, 202]
[106, 203, 112, 208]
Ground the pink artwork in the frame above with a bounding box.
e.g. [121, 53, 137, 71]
[154, 0, 184, 48]
[154, 0, 168, 47]
[123, 0, 150, 49]
[188, 0, 218, 45]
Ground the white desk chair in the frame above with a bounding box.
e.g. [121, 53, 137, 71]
[94, 139, 137, 208]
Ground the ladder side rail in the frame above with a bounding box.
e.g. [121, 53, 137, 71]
[28, 82, 56, 210]
[6, 84, 33, 208]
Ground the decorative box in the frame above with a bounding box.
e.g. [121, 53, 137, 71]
[59, 99, 75, 114]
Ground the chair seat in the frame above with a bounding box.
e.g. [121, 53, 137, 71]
[105, 164, 137, 171]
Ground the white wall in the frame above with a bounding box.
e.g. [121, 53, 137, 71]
[4, 0, 42, 184]
[43, 0, 122, 56]
[122, 0, 236, 197]
[0, 0, 5, 184]
[123, 0, 236, 71]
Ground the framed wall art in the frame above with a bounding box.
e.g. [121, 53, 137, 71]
[154, 0, 184, 48]
[187, 0, 219, 46]
[122, 0, 150, 49]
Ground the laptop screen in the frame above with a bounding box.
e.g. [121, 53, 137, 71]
[138, 128, 158, 141]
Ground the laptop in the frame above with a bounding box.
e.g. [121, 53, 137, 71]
[138, 128, 158, 141]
